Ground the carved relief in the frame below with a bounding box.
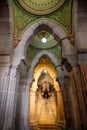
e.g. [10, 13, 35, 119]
[37, 70, 56, 99]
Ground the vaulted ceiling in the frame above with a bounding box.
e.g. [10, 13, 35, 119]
[13, 0, 73, 45]
[14, 0, 67, 16]
[12, 0, 73, 66]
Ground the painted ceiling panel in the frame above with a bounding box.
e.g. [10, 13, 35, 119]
[31, 31, 57, 49]
[16, 0, 66, 16]
[13, 0, 73, 46]
[26, 44, 61, 67]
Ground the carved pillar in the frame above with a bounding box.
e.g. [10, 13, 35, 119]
[72, 65, 87, 129]
[35, 88, 39, 121]
[19, 80, 26, 130]
[61, 77, 71, 128]
[15, 79, 26, 130]
[63, 76, 78, 129]
[80, 66, 87, 108]
[18, 80, 31, 130]
[29, 79, 39, 130]
[56, 66, 66, 128]
[58, 75, 79, 130]
[3, 65, 20, 130]
[58, 77, 67, 129]
[0, 56, 10, 130]
[30, 89, 36, 126]
[23, 82, 31, 130]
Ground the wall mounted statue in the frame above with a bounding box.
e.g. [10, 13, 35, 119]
[37, 70, 56, 99]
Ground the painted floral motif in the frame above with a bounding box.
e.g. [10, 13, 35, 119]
[16, 0, 66, 15]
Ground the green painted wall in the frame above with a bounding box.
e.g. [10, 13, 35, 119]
[26, 44, 61, 67]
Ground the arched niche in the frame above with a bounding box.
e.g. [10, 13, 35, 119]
[13, 19, 73, 130]
[29, 54, 65, 128]
[27, 51, 60, 84]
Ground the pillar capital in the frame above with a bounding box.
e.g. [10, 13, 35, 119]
[11, 58, 27, 77]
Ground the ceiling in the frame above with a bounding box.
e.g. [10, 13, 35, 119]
[14, 0, 67, 16]
[31, 31, 57, 49]
[13, 0, 72, 67]
[13, 0, 73, 46]
[26, 32, 62, 66]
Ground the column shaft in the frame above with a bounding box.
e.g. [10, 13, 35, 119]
[62, 76, 78, 129]
[18, 81, 31, 130]
[73, 66, 87, 129]
[3, 66, 20, 130]
[0, 66, 10, 130]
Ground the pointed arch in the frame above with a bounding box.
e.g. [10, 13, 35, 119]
[13, 19, 71, 64]
[27, 51, 60, 84]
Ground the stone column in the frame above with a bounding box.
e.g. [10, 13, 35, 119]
[15, 79, 25, 130]
[61, 77, 71, 128]
[80, 66, 87, 108]
[0, 56, 10, 130]
[72, 65, 87, 129]
[66, 76, 78, 129]
[57, 76, 68, 130]
[78, 52, 87, 122]
[3, 65, 20, 130]
[58, 75, 79, 130]
[80, 66, 87, 87]
[23, 82, 31, 130]
[19, 79, 32, 130]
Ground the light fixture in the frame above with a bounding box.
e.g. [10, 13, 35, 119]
[38, 31, 48, 43]
[44, 70, 47, 73]
[42, 37, 47, 43]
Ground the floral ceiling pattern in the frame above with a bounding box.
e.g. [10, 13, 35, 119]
[15, 0, 67, 16]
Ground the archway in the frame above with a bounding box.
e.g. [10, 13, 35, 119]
[29, 55, 65, 129]
[13, 19, 73, 63]
[13, 19, 76, 130]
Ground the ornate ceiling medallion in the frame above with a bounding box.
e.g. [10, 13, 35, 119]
[15, 0, 66, 16]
